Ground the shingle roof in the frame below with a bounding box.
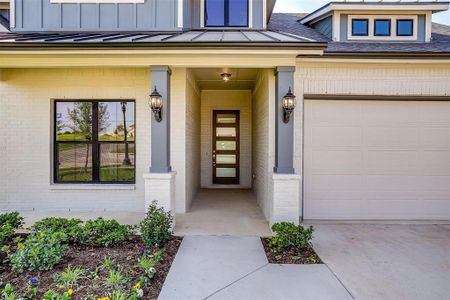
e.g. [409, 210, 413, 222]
[268, 13, 328, 42]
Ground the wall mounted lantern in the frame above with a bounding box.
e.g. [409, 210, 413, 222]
[149, 86, 163, 122]
[282, 87, 296, 123]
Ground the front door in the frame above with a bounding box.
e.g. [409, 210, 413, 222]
[213, 110, 240, 184]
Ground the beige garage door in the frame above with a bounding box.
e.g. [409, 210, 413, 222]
[304, 100, 450, 220]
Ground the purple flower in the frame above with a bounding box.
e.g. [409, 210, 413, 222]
[30, 277, 38, 285]
[139, 247, 147, 255]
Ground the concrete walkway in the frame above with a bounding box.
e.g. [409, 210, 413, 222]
[311, 224, 450, 300]
[158, 236, 352, 300]
[175, 189, 272, 236]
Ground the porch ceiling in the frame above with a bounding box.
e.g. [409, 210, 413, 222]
[191, 68, 259, 90]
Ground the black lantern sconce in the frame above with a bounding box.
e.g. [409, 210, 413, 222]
[149, 86, 163, 122]
[282, 87, 296, 123]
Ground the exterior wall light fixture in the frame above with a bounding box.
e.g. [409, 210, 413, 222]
[149, 86, 163, 122]
[282, 87, 296, 123]
[221, 73, 232, 82]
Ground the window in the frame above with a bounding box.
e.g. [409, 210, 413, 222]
[352, 19, 369, 36]
[54, 100, 135, 184]
[397, 19, 414, 36]
[374, 19, 391, 36]
[205, 0, 248, 27]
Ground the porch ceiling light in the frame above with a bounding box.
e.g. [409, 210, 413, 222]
[282, 87, 296, 123]
[221, 73, 232, 82]
[149, 86, 163, 122]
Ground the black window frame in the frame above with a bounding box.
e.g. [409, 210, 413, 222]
[53, 99, 136, 184]
[351, 18, 369, 36]
[374, 19, 391, 36]
[396, 19, 414, 36]
[204, 0, 249, 28]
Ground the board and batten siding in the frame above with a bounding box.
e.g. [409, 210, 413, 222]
[12, 0, 180, 32]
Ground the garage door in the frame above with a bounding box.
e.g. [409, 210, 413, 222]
[303, 100, 450, 220]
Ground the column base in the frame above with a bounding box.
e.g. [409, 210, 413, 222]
[271, 173, 301, 226]
[143, 172, 177, 226]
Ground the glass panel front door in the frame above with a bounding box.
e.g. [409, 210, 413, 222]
[213, 110, 240, 184]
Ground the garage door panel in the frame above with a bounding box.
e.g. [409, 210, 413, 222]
[307, 100, 362, 125]
[364, 101, 420, 125]
[311, 150, 362, 174]
[366, 127, 419, 148]
[312, 127, 362, 147]
[420, 152, 450, 175]
[306, 200, 363, 219]
[420, 102, 450, 124]
[310, 175, 363, 191]
[421, 128, 450, 149]
[366, 151, 420, 174]
[304, 100, 450, 220]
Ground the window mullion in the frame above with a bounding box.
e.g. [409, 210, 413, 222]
[225, 0, 229, 27]
[92, 101, 100, 182]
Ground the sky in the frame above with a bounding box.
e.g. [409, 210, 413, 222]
[273, 0, 450, 26]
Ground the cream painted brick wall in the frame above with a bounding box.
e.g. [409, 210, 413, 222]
[0, 68, 150, 212]
[251, 69, 274, 220]
[200, 90, 252, 188]
[185, 70, 201, 210]
[272, 174, 301, 225]
[170, 68, 187, 213]
[294, 62, 450, 219]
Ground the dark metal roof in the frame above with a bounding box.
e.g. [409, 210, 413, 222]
[0, 29, 326, 48]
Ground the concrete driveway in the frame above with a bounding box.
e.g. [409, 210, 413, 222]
[311, 224, 450, 300]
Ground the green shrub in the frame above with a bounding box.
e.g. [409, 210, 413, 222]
[30, 217, 83, 242]
[0, 212, 24, 229]
[8, 231, 67, 273]
[268, 222, 314, 253]
[2, 283, 18, 300]
[140, 201, 173, 249]
[81, 218, 135, 247]
[0, 212, 24, 245]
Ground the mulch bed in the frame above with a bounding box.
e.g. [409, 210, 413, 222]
[261, 238, 322, 264]
[0, 235, 182, 300]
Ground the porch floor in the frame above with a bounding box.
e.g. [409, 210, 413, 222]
[174, 189, 272, 236]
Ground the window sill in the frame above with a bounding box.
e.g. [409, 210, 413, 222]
[49, 184, 136, 191]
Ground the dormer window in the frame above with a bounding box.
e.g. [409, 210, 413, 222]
[205, 0, 249, 27]
[396, 19, 414, 37]
[351, 19, 368, 36]
[374, 19, 391, 37]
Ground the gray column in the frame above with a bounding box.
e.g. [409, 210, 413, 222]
[150, 66, 172, 173]
[274, 66, 295, 174]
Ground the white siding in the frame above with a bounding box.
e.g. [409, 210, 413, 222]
[200, 90, 252, 188]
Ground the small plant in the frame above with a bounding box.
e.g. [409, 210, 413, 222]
[140, 201, 173, 249]
[81, 218, 135, 247]
[268, 222, 314, 253]
[42, 289, 71, 300]
[53, 265, 86, 289]
[108, 290, 129, 300]
[101, 257, 115, 270]
[8, 231, 67, 273]
[0, 212, 24, 245]
[31, 217, 83, 243]
[2, 283, 18, 300]
[104, 269, 129, 291]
